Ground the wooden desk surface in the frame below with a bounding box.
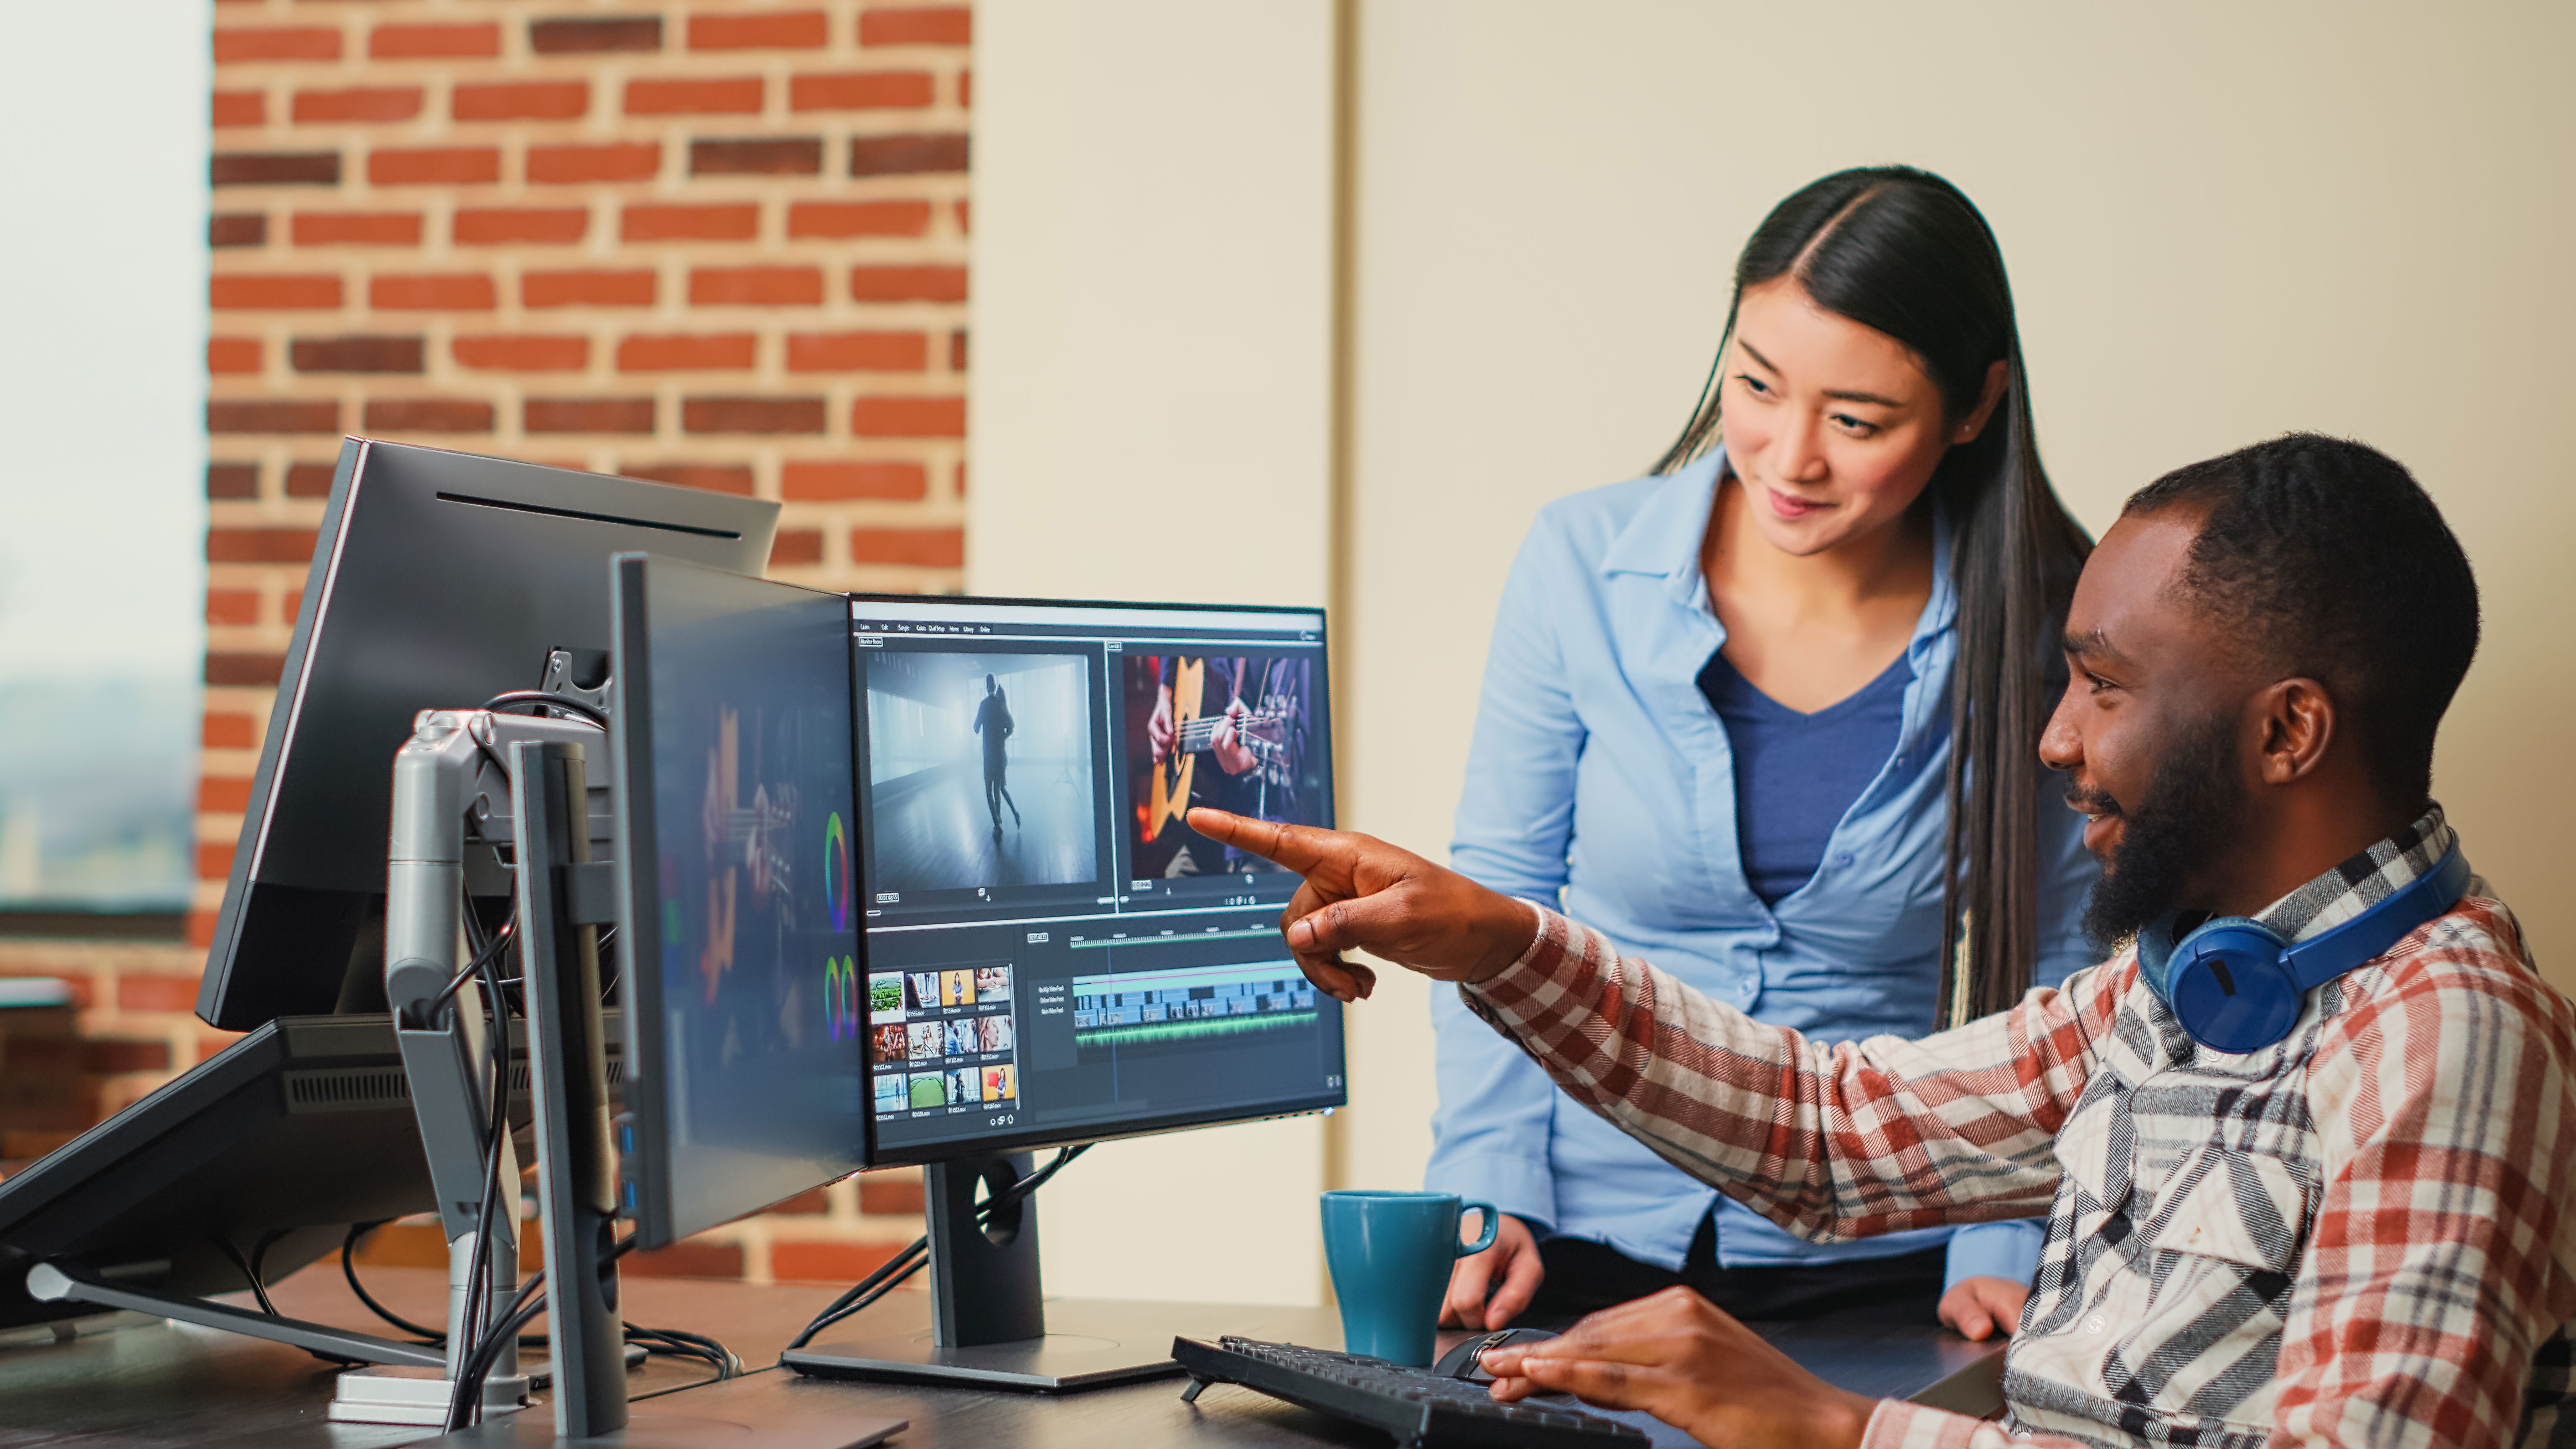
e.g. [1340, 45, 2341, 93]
[0, 1263, 2004, 1449]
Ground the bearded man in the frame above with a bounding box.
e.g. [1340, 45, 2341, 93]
[1193, 434, 2571, 1449]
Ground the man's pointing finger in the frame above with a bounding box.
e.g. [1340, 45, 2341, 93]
[1185, 808, 1338, 874]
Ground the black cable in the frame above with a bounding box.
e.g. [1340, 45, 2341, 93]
[479, 690, 610, 727]
[342, 1221, 447, 1343]
[426, 900, 517, 1017]
[213, 1235, 278, 1318]
[595, 925, 621, 1004]
[782, 1145, 1090, 1353]
[626, 1323, 728, 1361]
[447, 1236, 639, 1430]
[784, 1241, 929, 1350]
[443, 944, 519, 1431]
[447, 1284, 552, 1430]
[796, 1251, 932, 1344]
[624, 1322, 736, 1381]
[810, 1150, 1092, 1341]
[247, 1228, 291, 1310]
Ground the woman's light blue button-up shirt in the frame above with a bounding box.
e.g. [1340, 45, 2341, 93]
[1428, 452, 2099, 1288]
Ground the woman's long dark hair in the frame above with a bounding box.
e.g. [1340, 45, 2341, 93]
[1652, 166, 2092, 1026]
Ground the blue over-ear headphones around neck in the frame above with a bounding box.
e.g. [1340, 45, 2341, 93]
[2137, 847, 2471, 1054]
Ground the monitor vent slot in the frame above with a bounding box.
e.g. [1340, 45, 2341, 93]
[284, 1066, 413, 1114]
[285, 1056, 623, 1112]
[499, 1057, 625, 1098]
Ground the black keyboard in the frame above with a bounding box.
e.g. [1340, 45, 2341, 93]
[1171, 1336, 1652, 1449]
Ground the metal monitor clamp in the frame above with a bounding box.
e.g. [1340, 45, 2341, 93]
[343, 705, 617, 1426]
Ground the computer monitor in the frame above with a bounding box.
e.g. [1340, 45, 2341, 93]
[766, 594, 1345, 1392]
[607, 555, 867, 1248]
[847, 595, 1345, 1168]
[603, 581, 1344, 1389]
[197, 438, 778, 1032]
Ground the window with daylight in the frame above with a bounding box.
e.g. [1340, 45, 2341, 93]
[0, 5, 207, 919]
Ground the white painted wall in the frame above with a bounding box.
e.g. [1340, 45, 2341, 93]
[969, 0, 1340, 1305]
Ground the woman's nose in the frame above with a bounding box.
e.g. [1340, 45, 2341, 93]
[1771, 409, 1829, 483]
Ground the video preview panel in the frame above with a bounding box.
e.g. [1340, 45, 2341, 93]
[1123, 654, 1322, 880]
[862, 649, 1102, 901]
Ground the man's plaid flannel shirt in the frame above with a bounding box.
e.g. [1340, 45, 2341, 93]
[1460, 808, 2576, 1448]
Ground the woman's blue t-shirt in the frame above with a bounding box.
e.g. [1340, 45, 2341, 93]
[1697, 649, 1915, 907]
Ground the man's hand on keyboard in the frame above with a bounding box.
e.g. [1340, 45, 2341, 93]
[1479, 1287, 1879, 1449]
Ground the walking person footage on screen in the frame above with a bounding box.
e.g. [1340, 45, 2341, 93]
[1187, 435, 2575, 1449]
[974, 673, 1019, 838]
[1418, 166, 2101, 1344]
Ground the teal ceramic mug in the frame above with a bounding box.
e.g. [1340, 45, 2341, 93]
[1320, 1189, 1500, 1366]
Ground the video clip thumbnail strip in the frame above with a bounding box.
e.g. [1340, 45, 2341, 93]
[868, 965, 1017, 1116]
[1070, 961, 1318, 1050]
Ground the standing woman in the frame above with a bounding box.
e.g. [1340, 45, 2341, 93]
[1431, 167, 2098, 1339]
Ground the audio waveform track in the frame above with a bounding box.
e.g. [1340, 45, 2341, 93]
[1076, 1009, 1319, 1050]
[1068, 960, 1317, 1057]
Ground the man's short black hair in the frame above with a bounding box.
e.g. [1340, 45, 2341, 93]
[2123, 433, 2479, 813]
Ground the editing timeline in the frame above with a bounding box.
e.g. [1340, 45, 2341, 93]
[852, 598, 1347, 1159]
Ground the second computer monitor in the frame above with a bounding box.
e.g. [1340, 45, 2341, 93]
[611, 555, 867, 1247]
[849, 596, 1345, 1167]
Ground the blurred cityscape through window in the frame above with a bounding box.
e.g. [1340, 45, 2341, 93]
[0, 4, 208, 914]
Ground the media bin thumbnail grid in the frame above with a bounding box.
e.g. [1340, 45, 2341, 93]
[1070, 961, 1317, 1051]
[869, 961, 1020, 1115]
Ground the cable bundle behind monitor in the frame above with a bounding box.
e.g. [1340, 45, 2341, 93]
[782, 1145, 1090, 1355]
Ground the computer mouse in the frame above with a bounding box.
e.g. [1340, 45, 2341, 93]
[1433, 1326, 1559, 1381]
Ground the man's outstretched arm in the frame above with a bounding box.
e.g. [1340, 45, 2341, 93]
[1189, 808, 2102, 1241]
[1456, 883, 2094, 1243]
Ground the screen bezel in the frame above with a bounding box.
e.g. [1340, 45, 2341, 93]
[609, 554, 673, 1244]
[845, 591, 1347, 1170]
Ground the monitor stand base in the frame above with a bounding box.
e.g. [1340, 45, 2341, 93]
[783, 1298, 1308, 1393]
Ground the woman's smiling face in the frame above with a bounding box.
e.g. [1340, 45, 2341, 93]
[1718, 276, 2003, 557]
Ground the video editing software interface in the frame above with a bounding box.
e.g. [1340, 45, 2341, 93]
[851, 597, 1346, 1161]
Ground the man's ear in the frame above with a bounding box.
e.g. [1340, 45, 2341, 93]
[2250, 677, 2336, 785]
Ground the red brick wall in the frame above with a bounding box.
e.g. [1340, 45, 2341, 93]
[166, 0, 969, 1279]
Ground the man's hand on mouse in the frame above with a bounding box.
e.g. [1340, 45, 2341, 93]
[1479, 1287, 1880, 1449]
[1183, 808, 1536, 1002]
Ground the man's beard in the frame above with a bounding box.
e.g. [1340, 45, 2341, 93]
[2078, 712, 2245, 957]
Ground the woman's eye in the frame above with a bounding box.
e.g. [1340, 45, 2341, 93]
[1829, 413, 1880, 437]
[1734, 374, 1771, 397]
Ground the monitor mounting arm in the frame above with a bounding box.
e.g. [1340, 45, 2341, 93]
[357, 707, 611, 1424]
[25, 706, 616, 1425]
